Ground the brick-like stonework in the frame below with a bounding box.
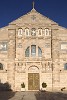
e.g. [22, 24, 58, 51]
[0, 8, 67, 91]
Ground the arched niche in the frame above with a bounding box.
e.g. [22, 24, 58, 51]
[28, 65, 39, 73]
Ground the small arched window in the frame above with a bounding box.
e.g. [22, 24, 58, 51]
[45, 28, 49, 36]
[38, 28, 42, 36]
[64, 63, 67, 70]
[0, 63, 3, 70]
[25, 46, 30, 57]
[18, 28, 23, 36]
[31, 28, 36, 36]
[38, 47, 42, 57]
[25, 28, 29, 36]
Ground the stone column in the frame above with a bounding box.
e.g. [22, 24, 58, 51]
[8, 29, 16, 59]
[7, 29, 16, 91]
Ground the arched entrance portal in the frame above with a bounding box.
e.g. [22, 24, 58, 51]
[28, 66, 39, 90]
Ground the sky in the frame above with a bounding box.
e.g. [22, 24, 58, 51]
[0, 0, 67, 28]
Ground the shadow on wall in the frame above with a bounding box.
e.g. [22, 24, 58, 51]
[35, 91, 67, 100]
[0, 82, 15, 100]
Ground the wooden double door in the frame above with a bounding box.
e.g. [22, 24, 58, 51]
[28, 73, 39, 90]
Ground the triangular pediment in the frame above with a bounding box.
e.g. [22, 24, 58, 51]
[9, 8, 57, 26]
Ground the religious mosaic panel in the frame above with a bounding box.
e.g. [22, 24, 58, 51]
[61, 42, 67, 50]
[0, 42, 8, 51]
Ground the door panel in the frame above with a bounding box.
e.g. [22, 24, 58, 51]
[34, 73, 39, 90]
[28, 73, 39, 90]
[28, 73, 33, 90]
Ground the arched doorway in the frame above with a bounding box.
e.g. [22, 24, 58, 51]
[28, 66, 39, 90]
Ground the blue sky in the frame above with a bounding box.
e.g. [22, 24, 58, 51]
[0, 0, 67, 28]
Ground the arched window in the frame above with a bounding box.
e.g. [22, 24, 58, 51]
[45, 28, 49, 36]
[0, 63, 3, 70]
[64, 63, 67, 70]
[18, 28, 23, 36]
[31, 45, 36, 56]
[31, 28, 36, 36]
[25, 46, 30, 57]
[25, 45, 42, 57]
[38, 47, 42, 57]
[38, 28, 42, 36]
[25, 28, 29, 36]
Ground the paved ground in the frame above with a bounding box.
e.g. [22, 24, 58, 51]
[0, 91, 67, 100]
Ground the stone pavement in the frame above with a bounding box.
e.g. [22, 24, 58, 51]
[0, 91, 67, 100]
[9, 92, 36, 100]
[9, 91, 67, 100]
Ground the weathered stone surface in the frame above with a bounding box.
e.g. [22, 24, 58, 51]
[0, 8, 67, 91]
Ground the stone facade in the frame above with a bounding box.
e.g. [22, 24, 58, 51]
[0, 8, 67, 91]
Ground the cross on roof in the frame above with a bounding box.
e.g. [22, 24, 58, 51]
[32, 1, 35, 9]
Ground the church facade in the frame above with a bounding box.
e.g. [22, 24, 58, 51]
[0, 8, 67, 91]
